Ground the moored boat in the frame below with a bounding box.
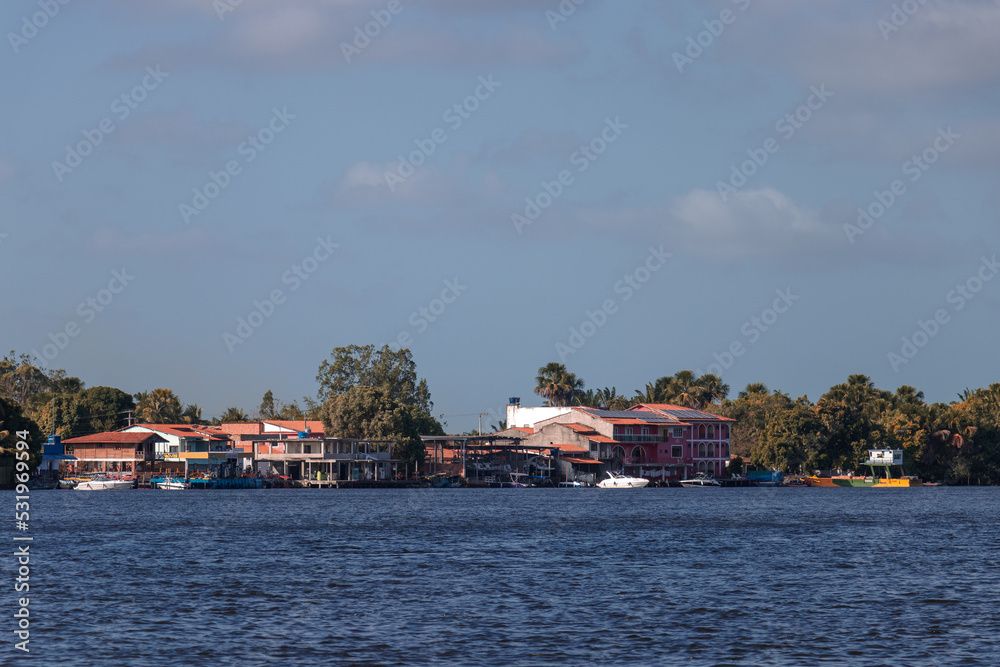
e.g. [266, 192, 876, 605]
[74, 477, 133, 491]
[597, 471, 649, 488]
[808, 450, 921, 488]
[157, 478, 190, 490]
[679, 473, 721, 488]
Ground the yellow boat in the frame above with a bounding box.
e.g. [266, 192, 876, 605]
[808, 450, 921, 487]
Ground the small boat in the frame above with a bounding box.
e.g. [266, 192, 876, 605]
[158, 478, 190, 490]
[74, 477, 133, 491]
[597, 471, 649, 489]
[679, 473, 721, 488]
[558, 480, 584, 488]
[807, 449, 922, 488]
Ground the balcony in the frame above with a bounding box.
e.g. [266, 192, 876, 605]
[615, 434, 665, 443]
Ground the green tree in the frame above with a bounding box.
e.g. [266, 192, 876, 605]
[77, 386, 135, 433]
[181, 404, 205, 425]
[316, 344, 432, 413]
[815, 374, 893, 471]
[0, 396, 44, 485]
[218, 407, 250, 423]
[321, 386, 426, 470]
[259, 390, 277, 420]
[534, 362, 585, 407]
[136, 388, 182, 423]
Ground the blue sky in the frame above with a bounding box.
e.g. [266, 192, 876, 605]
[2, 0, 999, 431]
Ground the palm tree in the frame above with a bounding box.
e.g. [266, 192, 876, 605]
[181, 403, 205, 425]
[136, 388, 182, 423]
[573, 388, 599, 407]
[694, 373, 730, 408]
[534, 362, 585, 407]
[219, 407, 250, 423]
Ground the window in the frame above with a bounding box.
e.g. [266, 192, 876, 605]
[722, 424, 729, 438]
[641, 427, 649, 436]
[707, 425, 715, 439]
[708, 443, 715, 457]
[626, 427, 634, 435]
[698, 443, 706, 457]
[304, 445, 312, 454]
[630, 446, 645, 462]
[698, 424, 706, 439]
[611, 445, 626, 460]
[672, 445, 682, 458]
[673, 427, 684, 438]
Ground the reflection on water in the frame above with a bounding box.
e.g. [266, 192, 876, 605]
[17, 487, 1000, 666]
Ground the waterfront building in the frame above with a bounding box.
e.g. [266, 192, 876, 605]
[123, 424, 241, 476]
[62, 431, 164, 476]
[522, 404, 734, 483]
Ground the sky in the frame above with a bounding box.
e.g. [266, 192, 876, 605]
[2, 0, 999, 432]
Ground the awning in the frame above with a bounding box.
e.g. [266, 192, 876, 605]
[42, 454, 77, 461]
[563, 457, 602, 465]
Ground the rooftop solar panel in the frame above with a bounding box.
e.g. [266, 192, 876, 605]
[660, 409, 718, 420]
[581, 409, 675, 422]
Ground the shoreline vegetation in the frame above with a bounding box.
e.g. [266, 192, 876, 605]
[2, 348, 998, 486]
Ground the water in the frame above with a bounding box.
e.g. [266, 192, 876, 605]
[6, 487, 999, 666]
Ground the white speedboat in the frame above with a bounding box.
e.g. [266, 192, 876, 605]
[558, 480, 584, 488]
[158, 478, 190, 490]
[679, 474, 721, 488]
[597, 471, 649, 488]
[74, 478, 133, 491]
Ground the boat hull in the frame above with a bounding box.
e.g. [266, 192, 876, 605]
[807, 476, 922, 488]
[75, 480, 133, 491]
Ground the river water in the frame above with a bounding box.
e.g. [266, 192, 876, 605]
[6, 487, 999, 665]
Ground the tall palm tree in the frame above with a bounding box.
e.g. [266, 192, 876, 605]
[534, 362, 585, 407]
[136, 388, 182, 423]
[181, 403, 205, 425]
[219, 407, 250, 423]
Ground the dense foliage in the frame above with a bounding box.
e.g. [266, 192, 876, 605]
[548, 361, 1000, 484]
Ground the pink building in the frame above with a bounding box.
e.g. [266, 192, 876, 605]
[525, 404, 733, 483]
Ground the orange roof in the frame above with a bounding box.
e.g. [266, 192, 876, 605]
[64, 432, 162, 444]
[563, 423, 598, 434]
[548, 443, 590, 453]
[510, 427, 534, 434]
[563, 457, 602, 465]
[588, 435, 619, 444]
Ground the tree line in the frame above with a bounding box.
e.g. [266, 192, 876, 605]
[533, 363, 1000, 484]
[0, 345, 443, 475]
